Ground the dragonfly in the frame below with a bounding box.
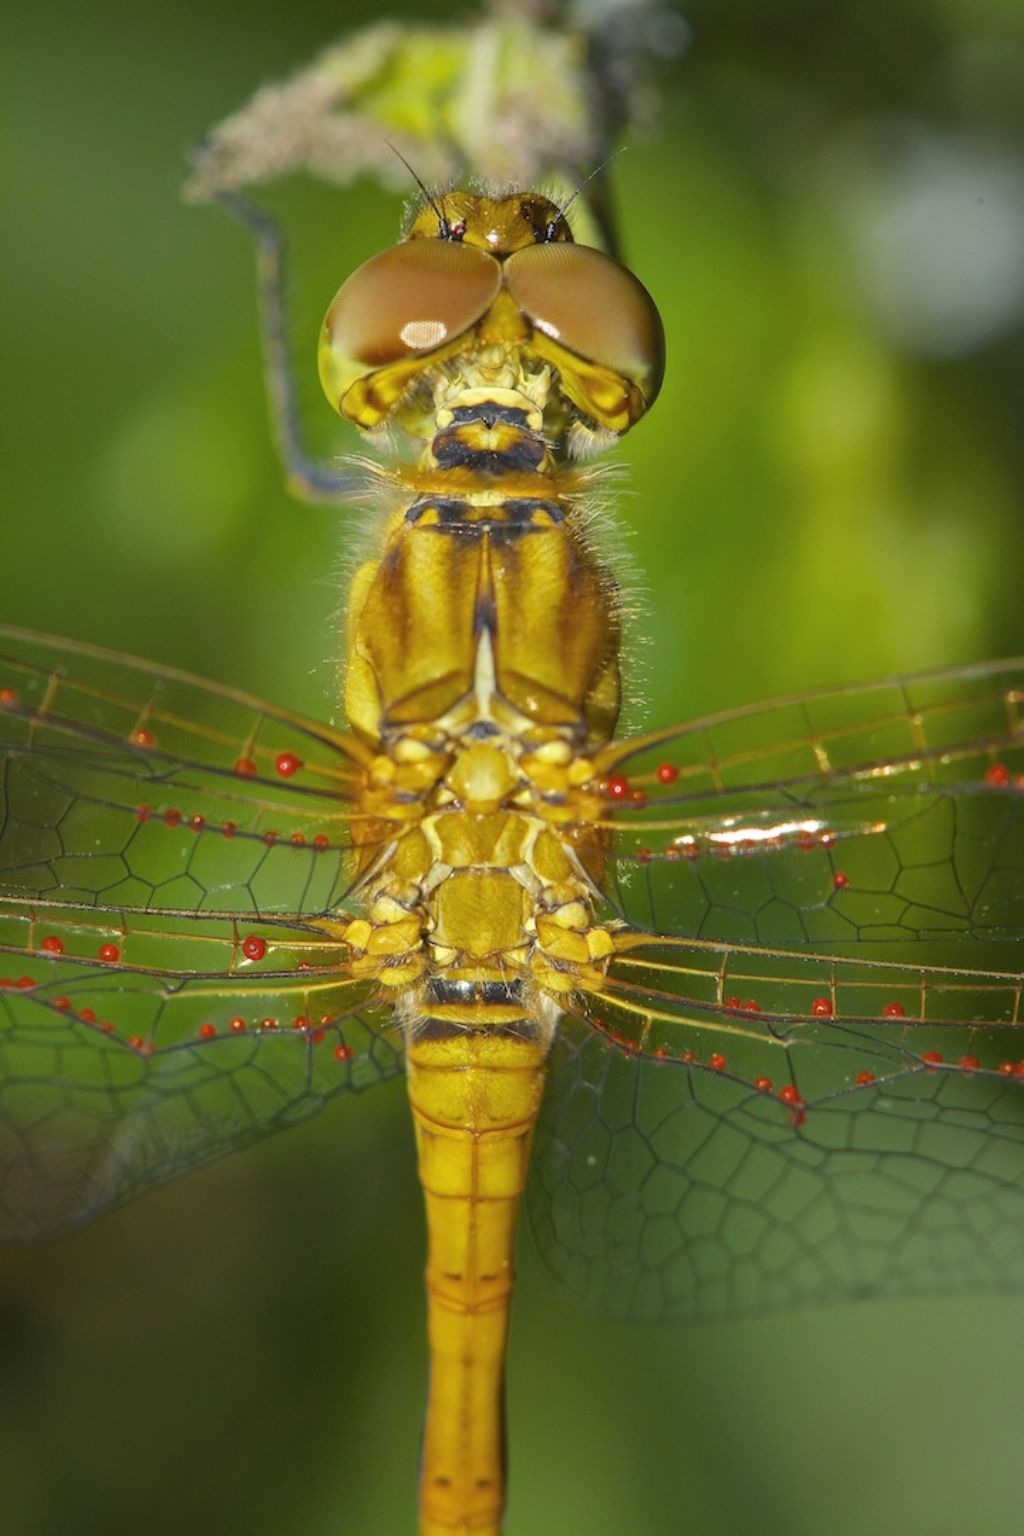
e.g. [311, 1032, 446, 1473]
[2, 166, 1024, 1536]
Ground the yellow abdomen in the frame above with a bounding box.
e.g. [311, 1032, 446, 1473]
[408, 1029, 547, 1536]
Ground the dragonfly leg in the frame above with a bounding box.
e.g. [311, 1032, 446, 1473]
[530, 897, 617, 997]
[213, 190, 360, 505]
[340, 895, 429, 992]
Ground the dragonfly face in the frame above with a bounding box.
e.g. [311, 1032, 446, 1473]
[319, 190, 664, 440]
[2, 173, 1023, 1536]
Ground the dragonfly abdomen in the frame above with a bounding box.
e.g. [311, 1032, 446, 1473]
[407, 1025, 547, 1536]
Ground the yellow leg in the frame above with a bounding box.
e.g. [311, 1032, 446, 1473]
[406, 1030, 547, 1536]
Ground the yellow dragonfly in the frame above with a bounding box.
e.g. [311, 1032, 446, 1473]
[2, 151, 1024, 1536]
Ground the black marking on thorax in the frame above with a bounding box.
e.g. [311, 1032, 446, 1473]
[431, 406, 547, 474]
[432, 438, 546, 474]
[406, 496, 564, 539]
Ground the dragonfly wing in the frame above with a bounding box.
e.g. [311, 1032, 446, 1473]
[0, 903, 401, 1241]
[0, 627, 394, 917]
[597, 660, 1024, 947]
[528, 940, 1024, 1323]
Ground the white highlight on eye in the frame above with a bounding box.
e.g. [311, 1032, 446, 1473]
[401, 319, 448, 349]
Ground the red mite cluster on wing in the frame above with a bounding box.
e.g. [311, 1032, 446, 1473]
[1, 185, 1024, 1536]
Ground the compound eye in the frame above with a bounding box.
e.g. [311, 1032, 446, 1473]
[504, 242, 665, 408]
[319, 240, 502, 414]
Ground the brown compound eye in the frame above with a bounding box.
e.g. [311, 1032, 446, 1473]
[504, 242, 665, 421]
[319, 239, 502, 418]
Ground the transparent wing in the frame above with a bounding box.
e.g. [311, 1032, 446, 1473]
[0, 899, 399, 1241]
[0, 632, 408, 1240]
[0, 627, 399, 916]
[532, 665, 1024, 1322]
[593, 660, 1024, 947]
[529, 936, 1024, 1323]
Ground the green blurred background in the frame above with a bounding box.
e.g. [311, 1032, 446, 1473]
[3, 2, 1024, 1533]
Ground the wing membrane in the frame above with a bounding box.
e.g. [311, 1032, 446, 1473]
[0, 627, 398, 916]
[594, 661, 1024, 946]
[529, 938, 1024, 1322]
[6, 639, 1024, 1310]
[601, 658, 1024, 789]
[0, 899, 398, 1241]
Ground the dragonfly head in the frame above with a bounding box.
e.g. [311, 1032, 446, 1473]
[404, 190, 574, 255]
[318, 190, 665, 444]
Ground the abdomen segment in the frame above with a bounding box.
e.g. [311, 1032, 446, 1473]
[407, 1026, 547, 1535]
